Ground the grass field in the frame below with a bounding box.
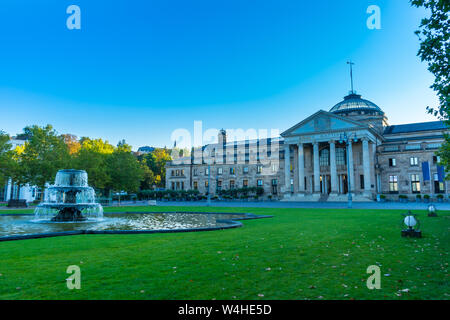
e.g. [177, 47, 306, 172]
[0, 206, 448, 300]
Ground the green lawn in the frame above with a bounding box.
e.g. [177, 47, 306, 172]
[0, 206, 448, 300]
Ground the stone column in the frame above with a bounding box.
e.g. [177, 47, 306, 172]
[329, 140, 338, 194]
[362, 138, 372, 195]
[298, 143, 305, 193]
[313, 142, 320, 193]
[348, 140, 355, 194]
[284, 144, 291, 194]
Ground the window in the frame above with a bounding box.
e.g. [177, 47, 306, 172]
[243, 167, 249, 174]
[217, 180, 222, 191]
[175, 170, 180, 176]
[384, 146, 399, 152]
[181, 169, 184, 176]
[218, 167, 223, 175]
[319, 149, 330, 166]
[433, 156, 441, 164]
[290, 178, 294, 193]
[257, 179, 263, 187]
[171, 170, 175, 177]
[181, 181, 184, 190]
[272, 164, 277, 172]
[405, 144, 421, 151]
[360, 175, 365, 190]
[176, 182, 180, 189]
[243, 180, 248, 188]
[193, 181, 198, 190]
[193, 169, 198, 176]
[230, 180, 235, 189]
[271, 179, 278, 194]
[230, 167, 235, 174]
[427, 143, 442, 150]
[434, 173, 445, 193]
[389, 175, 398, 193]
[171, 182, 175, 190]
[336, 148, 346, 166]
[205, 181, 209, 188]
[205, 168, 209, 176]
[410, 157, 419, 166]
[257, 165, 263, 174]
[389, 158, 396, 167]
[411, 174, 420, 193]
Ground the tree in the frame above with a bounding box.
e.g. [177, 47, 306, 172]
[0, 131, 12, 186]
[138, 148, 171, 188]
[71, 138, 114, 191]
[411, 1, 450, 170]
[139, 157, 158, 190]
[19, 125, 71, 195]
[62, 134, 81, 155]
[106, 143, 144, 199]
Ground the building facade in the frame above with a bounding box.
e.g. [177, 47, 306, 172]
[166, 92, 448, 201]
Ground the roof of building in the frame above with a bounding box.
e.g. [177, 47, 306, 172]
[137, 146, 155, 153]
[384, 121, 447, 135]
[329, 93, 384, 115]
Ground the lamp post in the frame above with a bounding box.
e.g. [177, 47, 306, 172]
[401, 211, 422, 238]
[339, 132, 358, 208]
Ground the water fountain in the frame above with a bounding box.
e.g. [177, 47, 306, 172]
[0, 169, 270, 241]
[34, 169, 103, 222]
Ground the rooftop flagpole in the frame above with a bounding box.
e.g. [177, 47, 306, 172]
[347, 61, 355, 93]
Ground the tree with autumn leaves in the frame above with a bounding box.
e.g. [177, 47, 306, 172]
[0, 125, 172, 200]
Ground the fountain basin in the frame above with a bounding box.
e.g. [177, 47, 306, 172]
[0, 212, 272, 241]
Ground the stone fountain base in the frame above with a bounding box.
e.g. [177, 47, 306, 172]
[51, 207, 87, 222]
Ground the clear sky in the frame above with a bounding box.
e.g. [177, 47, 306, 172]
[0, 0, 439, 150]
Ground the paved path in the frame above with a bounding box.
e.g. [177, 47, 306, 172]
[3, 200, 448, 211]
[115, 200, 450, 211]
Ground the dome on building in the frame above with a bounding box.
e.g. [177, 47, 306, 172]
[330, 93, 384, 115]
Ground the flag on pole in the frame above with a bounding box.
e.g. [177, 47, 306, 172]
[437, 165, 445, 182]
[422, 162, 431, 181]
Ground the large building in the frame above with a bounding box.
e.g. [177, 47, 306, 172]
[165, 92, 448, 201]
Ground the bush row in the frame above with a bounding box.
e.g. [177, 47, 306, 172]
[137, 189, 202, 200]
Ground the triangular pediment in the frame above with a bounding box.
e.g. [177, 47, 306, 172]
[281, 110, 367, 137]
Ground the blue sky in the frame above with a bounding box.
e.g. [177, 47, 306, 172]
[0, 0, 439, 150]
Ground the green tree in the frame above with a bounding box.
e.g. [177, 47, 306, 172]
[0, 131, 12, 186]
[71, 138, 114, 191]
[139, 148, 171, 188]
[411, 0, 449, 170]
[19, 125, 71, 196]
[106, 142, 144, 198]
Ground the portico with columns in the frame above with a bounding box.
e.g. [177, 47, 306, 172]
[281, 110, 382, 202]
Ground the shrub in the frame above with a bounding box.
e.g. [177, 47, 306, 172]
[437, 194, 444, 199]
[424, 194, 430, 199]
[380, 195, 386, 200]
[416, 194, 422, 199]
